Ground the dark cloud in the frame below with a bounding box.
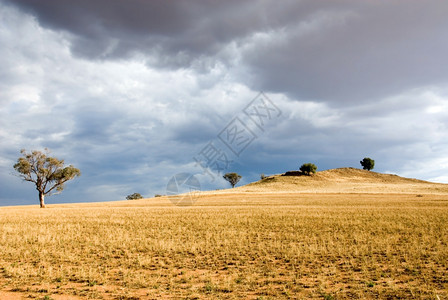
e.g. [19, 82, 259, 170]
[5, 0, 261, 62]
[243, 1, 448, 103]
[5, 0, 448, 104]
[1, 1, 346, 61]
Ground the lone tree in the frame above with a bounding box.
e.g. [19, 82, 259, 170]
[300, 163, 317, 176]
[223, 172, 242, 188]
[126, 193, 143, 200]
[360, 157, 375, 171]
[13, 149, 81, 208]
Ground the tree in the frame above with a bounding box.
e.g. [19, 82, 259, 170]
[126, 193, 143, 200]
[13, 149, 81, 208]
[360, 157, 375, 171]
[223, 172, 242, 188]
[299, 163, 317, 176]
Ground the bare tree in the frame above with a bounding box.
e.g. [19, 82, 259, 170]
[13, 149, 81, 208]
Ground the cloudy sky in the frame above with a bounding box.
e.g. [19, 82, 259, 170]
[1, 0, 448, 206]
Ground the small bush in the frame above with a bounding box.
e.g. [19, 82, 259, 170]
[260, 173, 266, 180]
[360, 157, 375, 171]
[299, 163, 317, 176]
[126, 193, 143, 200]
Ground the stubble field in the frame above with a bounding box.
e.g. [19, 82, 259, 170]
[1, 190, 447, 299]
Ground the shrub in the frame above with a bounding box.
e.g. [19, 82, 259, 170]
[360, 157, 375, 171]
[299, 163, 317, 176]
[126, 193, 143, 200]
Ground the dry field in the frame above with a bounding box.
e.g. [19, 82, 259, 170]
[1, 169, 448, 299]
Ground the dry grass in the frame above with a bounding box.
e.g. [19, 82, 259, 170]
[238, 168, 448, 194]
[1, 169, 447, 299]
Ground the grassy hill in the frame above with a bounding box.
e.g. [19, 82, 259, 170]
[229, 167, 448, 194]
[1, 168, 447, 299]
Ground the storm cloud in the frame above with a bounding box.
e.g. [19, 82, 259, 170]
[6, 0, 448, 102]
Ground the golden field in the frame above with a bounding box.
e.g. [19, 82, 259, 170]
[1, 169, 447, 299]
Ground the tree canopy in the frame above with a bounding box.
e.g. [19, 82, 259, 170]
[360, 157, 375, 171]
[223, 172, 242, 188]
[13, 149, 80, 208]
[299, 163, 317, 176]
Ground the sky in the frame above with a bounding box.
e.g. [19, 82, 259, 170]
[1, 0, 448, 206]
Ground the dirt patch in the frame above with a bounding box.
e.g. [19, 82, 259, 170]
[0, 291, 22, 300]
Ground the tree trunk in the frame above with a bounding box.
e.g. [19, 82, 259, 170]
[39, 191, 46, 208]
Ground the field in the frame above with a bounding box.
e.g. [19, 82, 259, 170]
[1, 169, 448, 299]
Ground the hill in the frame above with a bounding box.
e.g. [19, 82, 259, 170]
[2, 169, 447, 300]
[227, 167, 448, 194]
